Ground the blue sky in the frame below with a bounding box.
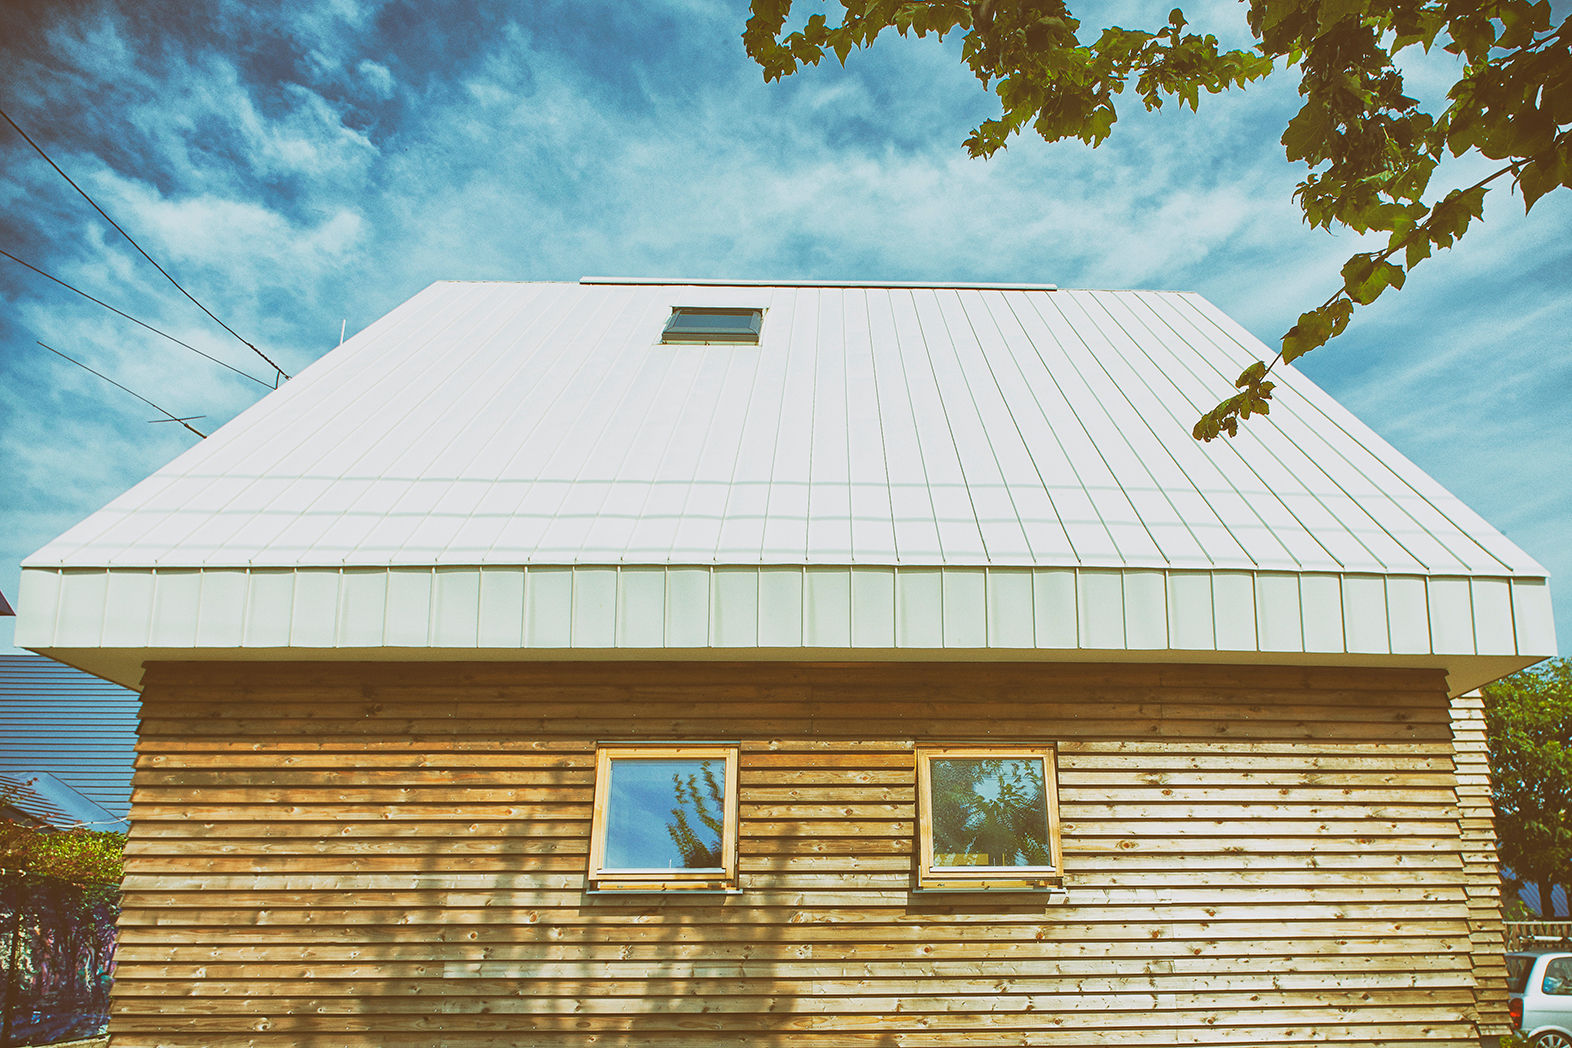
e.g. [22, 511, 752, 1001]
[604, 758, 724, 870]
[1, 0, 1568, 657]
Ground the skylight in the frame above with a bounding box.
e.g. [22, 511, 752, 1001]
[661, 307, 763, 345]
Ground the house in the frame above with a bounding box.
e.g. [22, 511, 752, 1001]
[14, 278, 1555, 1047]
[0, 654, 139, 833]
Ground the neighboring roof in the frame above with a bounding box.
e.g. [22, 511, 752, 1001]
[0, 654, 136, 826]
[0, 588, 13, 615]
[15, 280, 1554, 692]
[0, 770, 122, 831]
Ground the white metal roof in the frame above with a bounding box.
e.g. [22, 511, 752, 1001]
[17, 280, 1554, 691]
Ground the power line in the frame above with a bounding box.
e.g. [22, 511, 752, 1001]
[1, 247, 273, 389]
[37, 341, 208, 439]
[0, 104, 290, 381]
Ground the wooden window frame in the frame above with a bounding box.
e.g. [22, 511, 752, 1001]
[915, 745, 1063, 891]
[588, 745, 739, 892]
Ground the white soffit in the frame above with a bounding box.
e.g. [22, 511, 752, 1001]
[17, 281, 1554, 686]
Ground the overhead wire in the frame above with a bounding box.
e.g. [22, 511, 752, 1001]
[1, 248, 273, 389]
[37, 341, 208, 439]
[0, 104, 290, 382]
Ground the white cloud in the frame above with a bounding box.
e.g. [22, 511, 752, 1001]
[358, 58, 396, 100]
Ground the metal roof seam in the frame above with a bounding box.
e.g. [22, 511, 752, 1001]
[665, 314, 761, 564]
[1083, 292, 1305, 570]
[938, 289, 1045, 561]
[867, 290, 943, 562]
[473, 287, 651, 566]
[1166, 295, 1453, 576]
[1002, 291, 1139, 565]
[704, 294, 770, 562]
[907, 288, 994, 564]
[1032, 290, 1208, 569]
[748, 290, 797, 564]
[1256, 336, 1525, 575]
[889, 289, 968, 563]
[385, 284, 582, 566]
[1068, 293, 1249, 568]
[232, 284, 502, 559]
[713, 292, 791, 564]
[854, 289, 902, 565]
[393, 284, 588, 566]
[524, 288, 677, 563]
[974, 295, 1087, 562]
[759, 287, 815, 563]
[840, 289, 858, 563]
[962, 292, 1079, 562]
[584, 297, 712, 563]
[1077, 294, 1256, 568]
[805, 288, 850, 562]
[194, 283, 514, 570]
[1130, 293, 1376, 572]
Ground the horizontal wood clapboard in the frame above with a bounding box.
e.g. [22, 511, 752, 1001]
[112, 661, 1504, 1046]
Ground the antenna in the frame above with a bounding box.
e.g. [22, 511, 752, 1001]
[38, 341, 208, 438]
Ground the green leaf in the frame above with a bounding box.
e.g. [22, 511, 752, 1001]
[1520, 156, 1556, 211]
[1324, 297, 1354, 341]
[1519, 144, 1572, 213]
[1316, 0, 1367, 37]
[1340, 254, 1403, 305]
[1280, 298, 1354, 365]
[1235, 360, 1268, 388]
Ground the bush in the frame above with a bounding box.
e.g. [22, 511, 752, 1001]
[0, 822, 125, 887]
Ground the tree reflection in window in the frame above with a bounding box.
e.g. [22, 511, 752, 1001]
[604, 758, 725, 870]
[929, 757, 1051, 868]
[668, 762, 725, 868]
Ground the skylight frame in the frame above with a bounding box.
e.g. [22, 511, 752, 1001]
[660, 307, 765, 345]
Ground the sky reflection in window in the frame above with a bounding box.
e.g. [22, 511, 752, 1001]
[604, 757, 725, 870]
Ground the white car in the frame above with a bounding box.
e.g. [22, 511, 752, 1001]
[1509, 952, 1572, 1048]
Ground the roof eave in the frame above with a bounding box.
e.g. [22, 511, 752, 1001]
[19, 562, 1553, 696]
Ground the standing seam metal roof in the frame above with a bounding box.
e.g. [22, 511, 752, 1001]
[21, 282, 1546, 576]
[14, 281, 1552, 694]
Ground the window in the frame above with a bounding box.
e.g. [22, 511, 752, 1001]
[915, 746, 1062, 890]
[1545, 957, 1572, 996]
[588, 745, 739, 891]
[660, 307, 764, 344]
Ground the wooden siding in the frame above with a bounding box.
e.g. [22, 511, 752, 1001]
[1449, 690, 1510, 1037]
[113, 662, 1495, 1047]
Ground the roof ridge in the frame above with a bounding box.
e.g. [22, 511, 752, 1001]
[580, 276, 1063, 291]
